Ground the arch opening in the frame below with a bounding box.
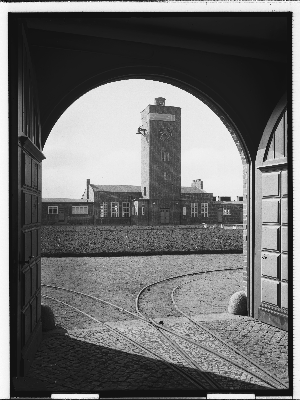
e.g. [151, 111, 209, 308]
[42, 77, 250, 303]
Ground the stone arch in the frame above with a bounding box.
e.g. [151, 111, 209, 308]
[43, 66, 250, 166]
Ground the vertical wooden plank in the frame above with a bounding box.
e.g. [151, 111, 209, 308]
[24, 231, 31, 261]
[37, 197, 42, 223]
[24, 193, 31, 225]
[284, 111, 287, 157]
[266, 134, 274, 161]
[31, 195, 37, 224]
[31, 298, 37, 331]
[281, 282, 288, 309]
[36, 291, 41, 322]
[23, 267, 31, 305]
[37, 163, 42, 191]
[274, 117, 285, 159]
[31, 263, 37, 296]
[31, 229, 37, 258]
[24, 152, 32, 187]
[24, 306, 31, 345]
[32, 160, 38, 190]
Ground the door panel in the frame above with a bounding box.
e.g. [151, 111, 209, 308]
[11, 23, 46, 378]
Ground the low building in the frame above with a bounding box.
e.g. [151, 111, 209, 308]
[42, 198, 94, 225]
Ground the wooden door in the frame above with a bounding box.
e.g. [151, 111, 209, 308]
[58, 208, 65, 222]
[217, 209, 223, 223]
[254, 104, 288, 330]
[10, 22, 45, 378]
[160, 208, 170, 224]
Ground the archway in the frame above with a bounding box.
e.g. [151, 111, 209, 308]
[42, 75, 250, 302]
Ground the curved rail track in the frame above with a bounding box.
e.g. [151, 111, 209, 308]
[135, 269, 288, 390]
[42, 267, 288, 391]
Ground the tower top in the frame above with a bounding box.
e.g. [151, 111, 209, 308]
[155, 97, 166, 106]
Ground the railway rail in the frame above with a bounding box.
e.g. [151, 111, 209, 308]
[42, 268, 288, 391]
[135, 269, 288, 390]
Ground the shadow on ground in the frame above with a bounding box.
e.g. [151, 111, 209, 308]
[11, 327, 280, 398]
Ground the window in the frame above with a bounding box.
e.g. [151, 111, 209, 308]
[201, 203, 209, 217]
[144, 187, 147, 196]
[111, 202, 119, 217]
[122, 202, 130, 217]
[134, 201, 139, 215]
[161, 150, 170, 162]
[191, 203, 198, 217]
[72, 206, 88, 214]
[223, 206, 231, 215]
[100, 202, 108, 217]
[142, 206, 145, 215]
[48, 206, 58, 214]
[182, 206, 187, 216]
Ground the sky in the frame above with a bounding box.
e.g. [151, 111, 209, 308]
[42, 79, 243, 200]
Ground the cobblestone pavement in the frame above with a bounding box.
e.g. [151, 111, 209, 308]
[22, 257, 289, 395]
[24, 313, 289, 394]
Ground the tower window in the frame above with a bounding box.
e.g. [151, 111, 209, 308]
[144, 187, 147, 196]
[142, 206, 145, 216]
[161, 150, 170, 162]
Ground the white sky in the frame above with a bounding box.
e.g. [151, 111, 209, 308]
[43, 79, 243, 200]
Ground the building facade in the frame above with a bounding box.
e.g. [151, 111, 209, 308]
[42, 198, 94, 225]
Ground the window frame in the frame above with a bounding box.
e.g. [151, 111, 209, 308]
[191, 202, 198, 217]
[72, 206, 88, 214]
[100, 202, 108, 217]
[111, 202, 119, 217]
[122, 202, 130, 217]
[201, 202, 209, 217]
[223, 205, 231, 215]
[48, 206, 58, 214]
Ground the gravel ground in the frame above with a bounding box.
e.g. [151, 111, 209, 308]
[41, 225, 243, 255]
[174, 269, 244, 315]
[41, 254, 244, 329]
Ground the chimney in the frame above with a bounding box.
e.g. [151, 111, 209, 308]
[155, 97, 166, 106]
[87, 179, 90, 201]
[191, 179, 203, 190]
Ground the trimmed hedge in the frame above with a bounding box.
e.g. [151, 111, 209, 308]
[41, 225, 243, 256]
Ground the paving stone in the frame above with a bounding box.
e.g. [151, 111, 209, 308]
[23, 255, 288, 394]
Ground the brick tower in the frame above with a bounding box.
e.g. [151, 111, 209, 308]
[138, 97, 181, 224]
[140, 97, 181, 199]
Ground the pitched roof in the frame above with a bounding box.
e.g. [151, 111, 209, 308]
[90, 184, 142, 193]
[181, 187, 207, 194]
[42, 198, 91, 203]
